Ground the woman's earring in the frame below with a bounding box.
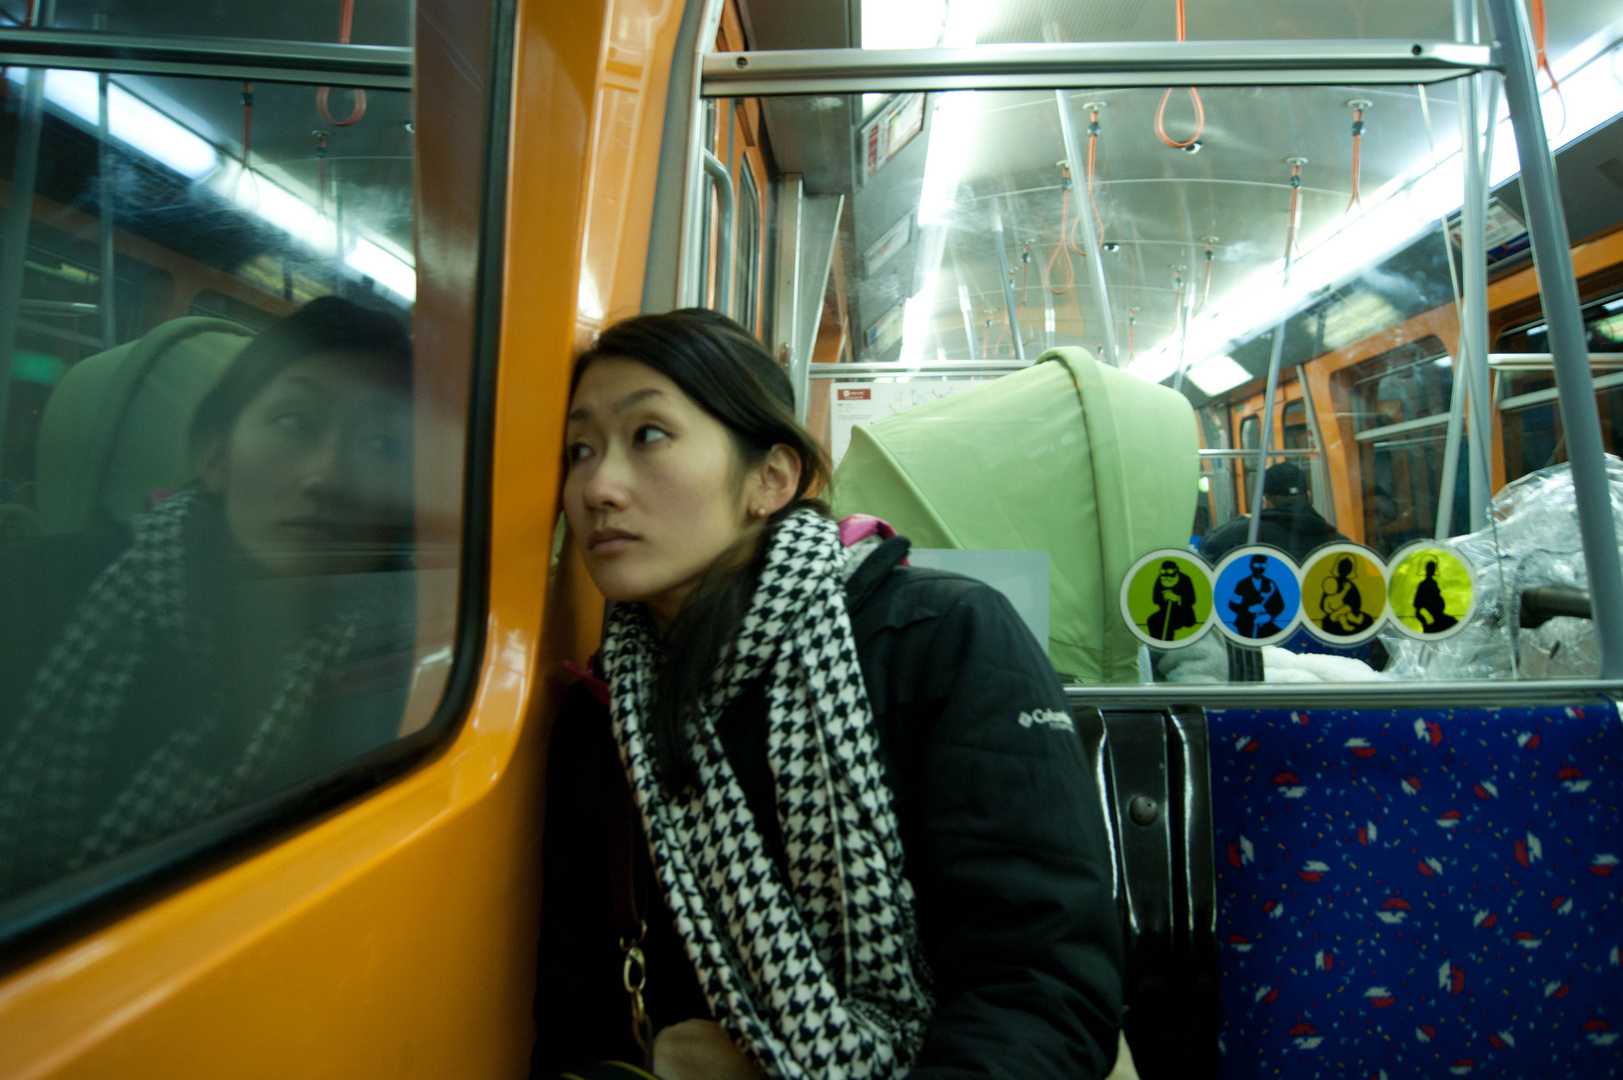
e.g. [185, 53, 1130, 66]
[753, 507, 768, 518]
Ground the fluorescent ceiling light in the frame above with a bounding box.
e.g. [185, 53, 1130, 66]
[899, 269, 938, 363]
[1127, 351, 1180, 384]
[1187, 354, 1251, 395]
[346, 238, 417, 302]
[862, 0, 947, 49]
[215, 165, 337, 254]
[1138, 37, 1623, 390]
[917, 92, 975, 226]
[6, 67, 217, 179]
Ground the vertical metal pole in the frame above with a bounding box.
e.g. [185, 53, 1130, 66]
[951, 239, 979, 360]
[1246, 317, 1289, 546]
[1459, 73, 1492, 528]
[1172, 291, 1193, 394]
[0, 0, 57, 471]
[991, 202, 1025, 361]
[1487, 0, 1623, 678]
[1056, 90, 1120, 367]
[1295, 363, 1336, 526]
[97, 69, 117, 350]
[1246, 219, 1299, 545]
[1435, 348, 1469, 538]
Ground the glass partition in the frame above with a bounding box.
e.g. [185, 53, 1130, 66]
[738, 74, 1609, 687]
[0, 7, 482, 927]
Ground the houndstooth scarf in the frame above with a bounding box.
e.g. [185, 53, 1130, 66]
[601, 508, 933, 1080]
[0, 486, 357, 896]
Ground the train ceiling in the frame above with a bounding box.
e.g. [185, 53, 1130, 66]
[741, 0, 1623, 391]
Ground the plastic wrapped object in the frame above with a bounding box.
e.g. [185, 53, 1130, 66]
[1518, 616, 1600, 678]
[1379, 455, 1623, 679]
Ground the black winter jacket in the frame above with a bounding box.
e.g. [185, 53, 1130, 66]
[530, 535, 1123, 1079]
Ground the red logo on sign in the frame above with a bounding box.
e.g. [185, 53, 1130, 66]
[838, 389, 871, 400]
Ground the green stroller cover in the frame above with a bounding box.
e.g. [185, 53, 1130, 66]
[830, 347, 1200, 683]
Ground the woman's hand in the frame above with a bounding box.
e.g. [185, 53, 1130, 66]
[651, 1019, 766, 1080]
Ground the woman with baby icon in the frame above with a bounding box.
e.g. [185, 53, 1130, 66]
[1318, 555, 1374, 636]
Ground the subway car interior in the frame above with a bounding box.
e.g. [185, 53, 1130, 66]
[2, 0, 1623, 1076]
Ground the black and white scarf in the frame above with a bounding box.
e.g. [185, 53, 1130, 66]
[601, 508, 932, 1079]
[0, 487, 358, 895]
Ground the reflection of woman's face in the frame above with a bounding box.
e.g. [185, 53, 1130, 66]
[203, 352, 412, 575]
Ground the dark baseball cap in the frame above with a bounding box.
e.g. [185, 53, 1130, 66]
[1263, 462, 1307, 498]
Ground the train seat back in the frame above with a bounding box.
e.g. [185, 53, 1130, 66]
[1209, 703, 1623, 1076]
[830, 347, 1200, 683]
[36, 317, 252, 534]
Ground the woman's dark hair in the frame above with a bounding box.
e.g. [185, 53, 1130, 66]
[190, 295, 412, 460]
[572, 308, 831, 790]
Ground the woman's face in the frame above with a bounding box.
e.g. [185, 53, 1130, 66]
[202, 352, 412, 575]
[563, 356, 794, 625]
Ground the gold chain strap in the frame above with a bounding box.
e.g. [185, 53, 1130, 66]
[620, 919, 653, 1064]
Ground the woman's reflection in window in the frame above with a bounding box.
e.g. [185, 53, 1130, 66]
[0, 297, 415, 901]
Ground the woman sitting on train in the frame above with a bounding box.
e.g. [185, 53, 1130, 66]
[534, 309, 1123, 1080]
[0, 296, 417, 903]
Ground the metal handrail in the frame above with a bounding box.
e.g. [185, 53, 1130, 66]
[701, 40, 1496, 96]
[700, 148, 735, 318]
[1499, 371, 1623, 413]
[0, 29, 412, 88]
[1489, 352, 1623, 371]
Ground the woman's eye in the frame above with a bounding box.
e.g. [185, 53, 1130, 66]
[566, 441, 593, 463]
[633, 425, 670, 446]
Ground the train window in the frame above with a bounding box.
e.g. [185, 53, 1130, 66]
[742, 70, 1595, 688]
[1495, 292, 1623, 483]
[0, 3, 489, 940]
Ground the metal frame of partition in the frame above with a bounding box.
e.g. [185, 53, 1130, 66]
[0, 29, 413, 87]
[674, 0, 1620, 696]
[700, 40, 1496, 96]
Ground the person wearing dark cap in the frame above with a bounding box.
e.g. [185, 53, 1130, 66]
[1199, 461, 1345, 565]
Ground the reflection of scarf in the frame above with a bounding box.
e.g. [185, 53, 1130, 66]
[601, 509, 932, 1079]
[0, 487, 356, 897]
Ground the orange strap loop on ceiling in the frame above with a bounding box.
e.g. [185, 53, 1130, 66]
[1529, 0, 1559, 90]
[1200, 240, 1215, 310]
[241, 82, 254, 170]
[316, 0, 368, 127]
[1346, 104, 1365, 213]
[1155, 0, 1205, 148]
[1086, 106, 1107, 244]
[1046, 165, 1077, 294]
[1284, 160, 1304, 262]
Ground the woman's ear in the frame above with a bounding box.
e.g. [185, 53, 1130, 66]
[747, 444, 803, 517]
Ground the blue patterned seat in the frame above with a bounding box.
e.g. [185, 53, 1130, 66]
[1208, 704, 1622, 1078]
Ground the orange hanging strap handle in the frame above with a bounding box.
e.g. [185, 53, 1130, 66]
[316, 0, 367, 127]
[1155, 0, 1205, 149]
[1085, 105, 1108, 245]
[1283, 158, 1306, 262]
[315, 130, 330, 215]
[241, 82, 254, 170]
[1199, 237, 1217, 310]
[1528, 0, 1559, 90]
[1345, 99, 1370, 213]
[1046, 163, 1076, 294]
